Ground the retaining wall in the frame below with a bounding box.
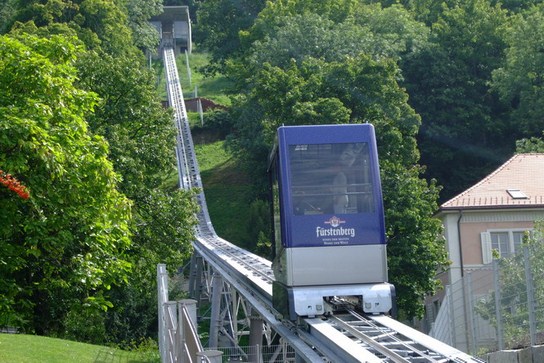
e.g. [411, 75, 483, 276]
[486, 346, 544, 363]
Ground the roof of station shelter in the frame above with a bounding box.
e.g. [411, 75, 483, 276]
[440, 153, 544, 210]
[150, 6, 190, 23]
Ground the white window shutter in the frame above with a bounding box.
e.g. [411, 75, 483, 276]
[480, 232, 492, 264]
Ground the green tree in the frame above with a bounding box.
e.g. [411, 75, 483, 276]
[102, 188, 197, 345]
[5, 0, 199, 343]
[243, 1, 426, 62]
[402, 0, 512, 200]
[75, 38, 198, 347]
[383, 163, 445, 318]
[13, 0, 136, 56]
[0, 0, 18, 33]
[195, 0, 266, 72]
[246, 199, 271, 257]
[0, 34, 132, 334]
[516, 134, 544, 153]
[250, 0, 358, 30]
[490, 0, 544, 12]
[76, 50, 177, 197]
[387, 0, 461, 25]
[242, 4, 428, 75]
[220, 0, 450, 319]
[492, 4, 544, 137]
[125, 0, 162, 51]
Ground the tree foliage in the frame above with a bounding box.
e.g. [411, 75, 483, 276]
[402, 0, 513, 200]
[516, 133, 544, 153]
[0, 34, 132, 332]
[124, 0, 162, 51]
[0, 0, 17, 32]
[76, 50, 177, 196]
[12, 0, 136, 56]
[195, 0, 267, 72]
[75, 49, 198, 344]
[2, 0, 198, 344]
[490, 0, 544, 12]
[492, 4, 544, 136]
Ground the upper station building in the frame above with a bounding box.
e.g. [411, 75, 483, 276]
[150, 6, 192, 55]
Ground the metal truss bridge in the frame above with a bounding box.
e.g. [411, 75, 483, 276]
[161, 45, 484, 363]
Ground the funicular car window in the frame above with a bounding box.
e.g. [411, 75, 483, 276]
[289, 142, 374, 215]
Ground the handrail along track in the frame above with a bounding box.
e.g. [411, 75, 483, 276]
[162, 46, 484, 363]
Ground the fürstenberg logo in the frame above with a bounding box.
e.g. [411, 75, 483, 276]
[317, 216, 355, 238]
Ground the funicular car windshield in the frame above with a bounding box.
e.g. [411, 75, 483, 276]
[288, 142, 374, 215]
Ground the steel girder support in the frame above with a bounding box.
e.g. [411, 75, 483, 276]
[208, 271, 254, 355]
[195, 260, 274, 361]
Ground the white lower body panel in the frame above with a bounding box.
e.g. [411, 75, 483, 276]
[272, 244, 393, 320]
[275, 244, 388, 286]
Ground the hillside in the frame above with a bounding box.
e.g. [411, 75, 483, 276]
[179, 51, 256, 248]
[194, 139, 253, 246]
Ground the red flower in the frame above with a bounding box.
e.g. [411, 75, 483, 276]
[0, 170, 30, 199]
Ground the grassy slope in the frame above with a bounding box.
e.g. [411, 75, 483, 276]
[168, 47, 232, 106]
[179, 49, 253, 247]
[195, 140, 253, 247]
[153, 48, 227, 102]
[155, 48, 250, 244]
[0, 334, 158, 363]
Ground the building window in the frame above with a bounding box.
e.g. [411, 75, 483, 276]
[481, 230, 530, 263]
[490, 231, 527, 257]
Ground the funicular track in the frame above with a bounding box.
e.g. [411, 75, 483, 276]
[162, 46, 484, 363]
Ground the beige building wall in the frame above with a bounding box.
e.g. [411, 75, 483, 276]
[440, 209, 544, 286]
[459, 219, 535, 266]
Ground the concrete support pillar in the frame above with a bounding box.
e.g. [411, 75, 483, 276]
[209, 272, 223, 348]
[248, 315, 264, 363]
[188, 254, 203, 301]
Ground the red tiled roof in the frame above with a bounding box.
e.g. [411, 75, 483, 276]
[441, 153, 544, 209]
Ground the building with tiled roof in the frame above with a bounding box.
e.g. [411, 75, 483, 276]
[437, 153, 544, 276]
[424, 153, 544, 352]
[441, 153, 544, 209]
